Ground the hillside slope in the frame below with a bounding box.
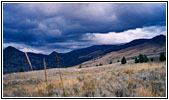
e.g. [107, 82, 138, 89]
[81, 42, 166, 67]
[3, 35, 166, 74]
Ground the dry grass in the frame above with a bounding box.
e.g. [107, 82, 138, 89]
[136, 86, 152, 97]
[127, 62, 166, 72]
[3, 61, 166, 97]
[81, 44, 165, 67]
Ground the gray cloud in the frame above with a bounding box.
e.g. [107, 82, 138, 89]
[3, 3, 166, 54]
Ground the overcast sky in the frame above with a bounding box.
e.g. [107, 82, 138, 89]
[3, 3, 166, 54]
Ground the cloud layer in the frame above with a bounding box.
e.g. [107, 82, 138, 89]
[3, 3, 166, 54]
[82, 26, 166, 44]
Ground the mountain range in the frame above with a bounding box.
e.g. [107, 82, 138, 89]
[3, 35, 166, 74]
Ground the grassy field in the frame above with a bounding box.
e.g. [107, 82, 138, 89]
[3, 60, 166, 97]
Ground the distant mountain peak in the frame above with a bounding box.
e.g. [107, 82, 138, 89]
[5, 46, 15, 49]
[151, 34, 166, 44]
[3, 34, 166, 74]
[152, 34, 166, 39]
[4, 46, 20, 52]
[49, 51, 58, 55]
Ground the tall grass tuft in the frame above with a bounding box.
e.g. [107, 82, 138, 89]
[24, 52, 33, 70]
[55, 54, 66, 96]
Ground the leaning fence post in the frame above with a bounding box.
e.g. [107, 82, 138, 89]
[24, 52, 33, 70]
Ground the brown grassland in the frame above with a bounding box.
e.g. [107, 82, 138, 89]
[3, 59, 166, 97]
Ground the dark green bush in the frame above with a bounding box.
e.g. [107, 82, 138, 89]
[134, 57, 139, 63]
[159, 52, 166, 61]
[136, 54, 149, 63]
[138, 54, 144, 63]
[121, 57, 127, 64]
[19, 67, 24, 72]
[150, 58, 154, 62]
[144, 54, 149, 62]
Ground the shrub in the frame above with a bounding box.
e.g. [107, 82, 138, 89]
[109, 61, 112, 64]
[121, 57, 127, 64]
[78, 65, 82, 68]
[135, 57, 139, 63]
[117, 60, 120, 62]
[144, 54, 149, 62]
[138, 54, 144, 63]
[99, 63, 103, 66]
[150, 58, 154, 62]
[159, 52, 166, 61]
[137, 54, 149, 63]
[19, 67, 24, 72]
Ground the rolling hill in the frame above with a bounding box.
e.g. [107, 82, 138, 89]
[3, 35, 166, 74]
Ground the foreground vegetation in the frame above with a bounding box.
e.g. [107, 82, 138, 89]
[3, 60, 166, 97]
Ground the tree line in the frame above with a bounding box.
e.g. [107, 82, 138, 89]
[120, 52, 166, 64]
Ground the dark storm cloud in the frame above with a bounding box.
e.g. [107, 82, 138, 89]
[3, 3, 166, 54]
